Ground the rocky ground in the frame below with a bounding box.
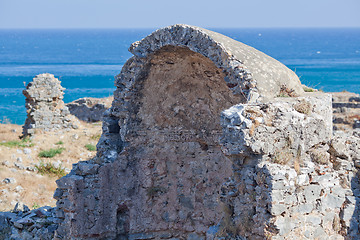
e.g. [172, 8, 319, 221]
[0, 121, 102, 212]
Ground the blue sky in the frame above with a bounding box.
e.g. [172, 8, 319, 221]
[0, 0, 360, 29]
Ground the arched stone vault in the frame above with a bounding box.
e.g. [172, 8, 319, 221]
[129, 24, 303, 102]
[99, 24, 304, 161]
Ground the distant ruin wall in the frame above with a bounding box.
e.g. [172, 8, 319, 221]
[66, 97, 113, 123]
[53, 25, 360, 239]
[22, 73, 78, 136]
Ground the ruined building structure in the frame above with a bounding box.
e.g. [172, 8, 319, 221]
[54, 25, 360, 239]
[22, 73, 78, 136]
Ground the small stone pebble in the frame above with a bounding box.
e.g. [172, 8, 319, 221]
[23, 148, 32, 155]
[14, 162, 25, 170]
[2, 178, 16, 184]
[15, 185, 24, 193]
[13, 222, 24, 229]
[1, 160, 10, 167]
[26, 166, 36, 172]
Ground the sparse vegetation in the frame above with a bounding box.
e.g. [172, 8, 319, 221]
[303, 86, 314, 92]
[90, 134, 101, 140]
[32, 202, 40, 209]
[249, 119, 260, 136]
[35, 161, 66, 178]
[294, 99, 312, 115]
[272, 150, 293, 165]
[277, 85, 298, 98]
[0, 137, 34, 148]
[38, 147, 65, 158]
[0, 120, 103, 211]
[85, 144, 96, 151]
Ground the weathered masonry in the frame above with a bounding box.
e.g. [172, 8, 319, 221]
[22, 73, 78, 136]
[55, 25, 360, 239]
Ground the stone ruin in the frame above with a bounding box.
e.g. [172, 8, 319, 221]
[2, 24, 356, 239]
[66, 97, 113, 123]
[22, 73, 78, 136]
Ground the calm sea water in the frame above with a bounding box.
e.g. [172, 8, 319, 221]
[1, 28, 359, 124]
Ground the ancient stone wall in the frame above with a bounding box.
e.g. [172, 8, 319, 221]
[220, 93, 360, 239]
[22, 73, 78, 136]
[53, 25, 360, 239]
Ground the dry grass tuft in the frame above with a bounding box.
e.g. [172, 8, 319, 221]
[249, 120, 260, 136]
[294, 99, 312, 115]
[35, 161, 66, 179]
[277, 85, 298, 97]
[272, 151, 293, 165]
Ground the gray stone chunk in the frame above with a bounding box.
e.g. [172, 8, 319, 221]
[275, 216, 294, 236]
[304, 185, 322, 202]
[76, 162, 99, 176]
[270, 203, 287, 215]
[56, 175, 83, 189]
[295, 203, 314, 214]
[322, 193, 345, 209]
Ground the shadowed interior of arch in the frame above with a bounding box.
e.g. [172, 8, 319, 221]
[116, 45, 244, 234]
[136, 45, 243, 133]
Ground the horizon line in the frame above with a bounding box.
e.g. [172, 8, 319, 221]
[1, 26, 360, 30]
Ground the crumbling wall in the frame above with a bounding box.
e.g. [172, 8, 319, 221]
[53, 25, 359, 240]
[220, 93, 360, 239]
[22, 73, 78, 136]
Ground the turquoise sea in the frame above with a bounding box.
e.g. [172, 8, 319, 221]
[0, 28, 359, 124]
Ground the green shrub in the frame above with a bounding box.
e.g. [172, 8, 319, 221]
[55, 141, 64, 145]
[38, 148, 65, 158]
[303, 86, 314, 92]
[85, 144, 96, 151]
[32, 203, 40, 209]
[0, 137, 34, 148]
[35, 161, 66, 178]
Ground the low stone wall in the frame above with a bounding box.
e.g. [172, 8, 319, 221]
[66, 97, 113, 123]
[22, 73, 78, 136]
